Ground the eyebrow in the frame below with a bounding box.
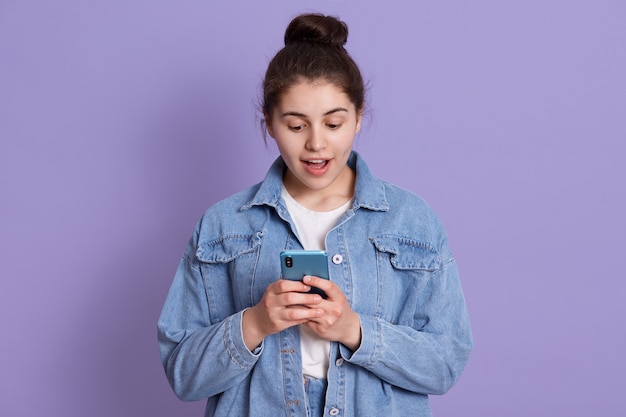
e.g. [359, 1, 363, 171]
[280, 107, 349, 118]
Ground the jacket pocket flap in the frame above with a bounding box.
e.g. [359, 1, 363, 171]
[370, 235, 442, 271]
[196, 233, 262, 263]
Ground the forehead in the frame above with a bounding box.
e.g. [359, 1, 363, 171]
[277, 80, 355, 115]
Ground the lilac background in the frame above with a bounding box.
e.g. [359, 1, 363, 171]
[1, 1, 625, 416]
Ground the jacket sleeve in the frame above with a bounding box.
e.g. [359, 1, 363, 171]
[157, 231, 261, 401]
[338, 249, 473, 395]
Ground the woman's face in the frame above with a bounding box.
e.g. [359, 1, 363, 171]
[266, 80, 362, 199]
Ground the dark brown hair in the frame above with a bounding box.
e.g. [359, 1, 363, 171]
[262, 13, 365, 120]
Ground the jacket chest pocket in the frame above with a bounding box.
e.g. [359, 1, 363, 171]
[196, 233, 263, 323]
[370, 236, 443, 326]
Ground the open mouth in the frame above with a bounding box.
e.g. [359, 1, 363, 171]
[303, 159, 329, 169]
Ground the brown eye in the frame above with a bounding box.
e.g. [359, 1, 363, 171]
[289, 125, 304, 131]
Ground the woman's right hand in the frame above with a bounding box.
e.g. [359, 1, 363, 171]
[242, 279, 324, 351]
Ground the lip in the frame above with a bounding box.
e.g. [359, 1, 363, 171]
[301, 158, 331, 177]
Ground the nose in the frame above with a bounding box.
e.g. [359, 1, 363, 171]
[305, 127, 326, 151]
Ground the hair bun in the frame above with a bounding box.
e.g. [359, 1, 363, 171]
[284, 13, 348, 47]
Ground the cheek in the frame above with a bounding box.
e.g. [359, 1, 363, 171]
[274, 137, 301, 163]
[338, 132, 356, 148]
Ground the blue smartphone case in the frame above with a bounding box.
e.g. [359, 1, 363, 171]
[280, 250, 329, 298]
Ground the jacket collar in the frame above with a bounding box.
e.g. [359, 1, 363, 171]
[241, 151, 389, 212]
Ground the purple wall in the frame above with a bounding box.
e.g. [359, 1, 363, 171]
[1, 1, 625, 416]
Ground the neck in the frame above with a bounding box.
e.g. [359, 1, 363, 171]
[283, 166, 355, 212]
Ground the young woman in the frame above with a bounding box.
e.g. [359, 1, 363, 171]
[158, 13, 472, 417]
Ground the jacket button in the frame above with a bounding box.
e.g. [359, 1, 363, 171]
[329, 407, 340, 415]
[332, 254, 343, 265]
[335, 358, 344, 366]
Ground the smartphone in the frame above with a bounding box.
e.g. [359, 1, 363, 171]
[280, 250, 329, 298]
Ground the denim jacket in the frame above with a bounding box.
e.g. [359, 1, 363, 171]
[158, 151, 472, 417]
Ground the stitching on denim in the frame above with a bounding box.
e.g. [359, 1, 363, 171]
[197, 233, 263, 263]
[369, 236, 437, 254]
[204, 234, 255, 248]
[396, 238, 437, 254]
[369, 236, 441, 271]
[223, 316, 248, 370]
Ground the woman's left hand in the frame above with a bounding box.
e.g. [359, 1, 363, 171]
[301, 275, 362, 351]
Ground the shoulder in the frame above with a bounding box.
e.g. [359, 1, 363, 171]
[373, 181, 452, 258]
[183, 182, 269, 262]
[192, 182, 265, 237]
[352, 152, 448, 248]
[382, 181, 441, 224]
[203, 183, 262, 218]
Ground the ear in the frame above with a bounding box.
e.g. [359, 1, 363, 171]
[355, 108, 363, 134]
[264, 113, 275, 139]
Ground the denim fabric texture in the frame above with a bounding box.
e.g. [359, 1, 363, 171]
[304, 377, 328, 417]
[157, 151, 473, 417]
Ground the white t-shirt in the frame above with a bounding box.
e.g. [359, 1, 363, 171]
[281, 186, 351, 379]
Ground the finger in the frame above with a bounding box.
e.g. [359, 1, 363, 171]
[284, 305, 324, 321]
[302, 275, 337, 297]
[282, 292, 323, 307]
[273, 278, 312, 294]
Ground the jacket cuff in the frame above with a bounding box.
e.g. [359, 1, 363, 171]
[338, 314, 379, 366]
[225, 310, 263, 369]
